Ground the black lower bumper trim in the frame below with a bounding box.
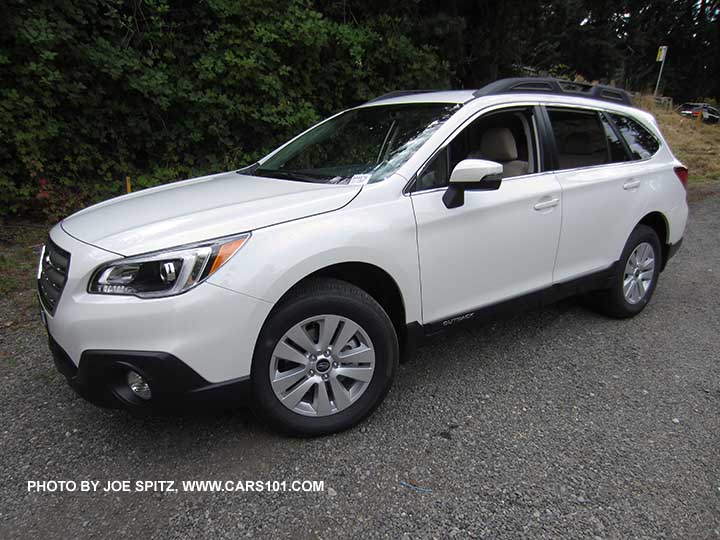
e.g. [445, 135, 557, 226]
[48, 336, 250, 411]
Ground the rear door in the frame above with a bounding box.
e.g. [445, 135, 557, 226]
[545, 106, 660, 282]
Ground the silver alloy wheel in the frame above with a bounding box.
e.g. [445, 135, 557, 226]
[623, 242, 655, 304]
[269, 315, 376, 417]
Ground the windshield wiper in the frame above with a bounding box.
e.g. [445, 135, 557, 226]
[236, 162, 260, 175]
[254, 169, 331, 183]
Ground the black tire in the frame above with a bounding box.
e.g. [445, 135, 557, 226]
[586, 224, 662, 318]
[250, 278, 399, 436]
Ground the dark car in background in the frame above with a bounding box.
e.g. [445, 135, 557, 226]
[677, 102, 720, 124]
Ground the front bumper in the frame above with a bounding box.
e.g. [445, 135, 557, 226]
[43, 224, 273, 385]
[49, 336, 251, 410]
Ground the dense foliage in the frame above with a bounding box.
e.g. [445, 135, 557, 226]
[1, 0, 718, 219]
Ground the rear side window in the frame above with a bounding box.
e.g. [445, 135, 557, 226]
[608, 114, 660, 160]
[547, 108, 610, 170]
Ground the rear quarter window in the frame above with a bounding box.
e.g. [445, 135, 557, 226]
[608, 114, 660, 160]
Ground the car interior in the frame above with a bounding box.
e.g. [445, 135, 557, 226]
[450, 110, 535, 177]
[547, 109, 609, 169]
[416, 109, 537, 191]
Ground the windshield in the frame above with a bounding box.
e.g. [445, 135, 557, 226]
[253, 103, 460, 184]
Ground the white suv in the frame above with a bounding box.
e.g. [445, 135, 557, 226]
[39, 78, 688, 435]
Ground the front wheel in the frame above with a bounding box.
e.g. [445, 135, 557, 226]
[250, 278, 398, 436]
[587, 224, 662, 318]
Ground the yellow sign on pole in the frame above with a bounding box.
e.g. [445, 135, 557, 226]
[656, 46, 668, 62]
[654, 46, 668, 96]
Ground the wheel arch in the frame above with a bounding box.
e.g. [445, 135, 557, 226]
[637, 211, 670, 270]
[275, 261, 410, 355]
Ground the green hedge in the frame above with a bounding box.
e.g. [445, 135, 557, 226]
[0, 0, 451, 220]
[8, 0, 712, 221]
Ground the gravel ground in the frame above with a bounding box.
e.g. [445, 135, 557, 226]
[1, 185, 719, 540]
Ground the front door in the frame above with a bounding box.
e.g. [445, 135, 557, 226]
[410, 106, 562, 325]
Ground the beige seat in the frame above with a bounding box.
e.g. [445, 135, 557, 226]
[470, 127, 528, 177]
[558, 132, 606, 169]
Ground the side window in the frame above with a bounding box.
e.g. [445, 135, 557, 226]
[599, 113, 630, 163]
[414, 108, 538, 191]
[608, 113, 660, 160]
[547, 108, 610, 170]
[416, 148, 448, 191]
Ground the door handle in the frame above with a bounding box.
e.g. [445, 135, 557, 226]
[533, 197, 560, 211]
[623, 179, 641, 190]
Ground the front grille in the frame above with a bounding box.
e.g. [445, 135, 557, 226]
[38, 239, 71, 315]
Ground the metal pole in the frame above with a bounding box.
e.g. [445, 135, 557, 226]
[654, 50, 667, 97]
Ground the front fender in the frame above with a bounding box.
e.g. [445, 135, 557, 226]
[207, 190, 422, 325]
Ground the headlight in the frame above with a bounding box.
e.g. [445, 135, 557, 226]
[88, 233, 250, 298]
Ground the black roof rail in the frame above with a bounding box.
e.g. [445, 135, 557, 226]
[473, 77, 633, 106]
[367, 90, 438, 103]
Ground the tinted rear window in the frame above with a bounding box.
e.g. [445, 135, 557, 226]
[547, 108, 610, 170]
[608, 114, 660, 160]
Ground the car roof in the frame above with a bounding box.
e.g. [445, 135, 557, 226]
[362, 90, 477, 106]
[363, 78, 638, 111]
[358, 90, 658, 134]
[361, 90, 646, 116]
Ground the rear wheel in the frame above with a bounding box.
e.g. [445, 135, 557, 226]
[587, 224, 662, 318]
[250, 278, 398, 436]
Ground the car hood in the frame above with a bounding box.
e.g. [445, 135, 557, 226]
[61, 172, 361, 256]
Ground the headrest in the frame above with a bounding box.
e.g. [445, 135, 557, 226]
[480, 128, 518, 161]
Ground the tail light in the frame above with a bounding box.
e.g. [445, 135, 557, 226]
[674, 166, 688, 189]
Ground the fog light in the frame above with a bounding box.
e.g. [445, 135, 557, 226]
[126, 370, 151, 400]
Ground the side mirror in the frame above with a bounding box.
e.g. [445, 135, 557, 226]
[442, 159, 503, 209]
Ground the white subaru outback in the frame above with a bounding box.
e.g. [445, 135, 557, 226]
[39, 78, 688, 435]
